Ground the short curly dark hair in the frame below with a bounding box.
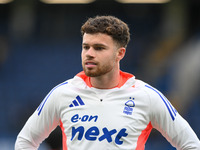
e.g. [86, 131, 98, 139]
[81, 15, 130, 48]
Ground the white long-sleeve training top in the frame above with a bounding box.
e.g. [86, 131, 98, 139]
[15, 71, 200, 150]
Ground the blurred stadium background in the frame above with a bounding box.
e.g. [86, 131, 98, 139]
[0, 0, 200, 149]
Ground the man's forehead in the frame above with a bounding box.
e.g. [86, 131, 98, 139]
[82, 33, 115, 46]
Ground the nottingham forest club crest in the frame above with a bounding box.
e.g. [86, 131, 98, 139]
[123, 97, 135, 115]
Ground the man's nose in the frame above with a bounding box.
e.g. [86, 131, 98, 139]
[86, 48, 95, 58]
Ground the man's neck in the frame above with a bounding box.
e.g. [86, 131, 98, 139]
[90, 70, 120, 89]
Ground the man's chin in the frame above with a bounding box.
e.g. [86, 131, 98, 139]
[84, 71, 97, 77]
[83, 69, 100, 77]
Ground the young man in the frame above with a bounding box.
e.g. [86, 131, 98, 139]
[15, 16, 200, 150]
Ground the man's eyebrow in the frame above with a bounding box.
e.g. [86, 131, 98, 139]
[82, 43, 107, 47]
[94, 44, 107, 46]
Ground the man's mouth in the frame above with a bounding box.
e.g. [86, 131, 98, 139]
[85, 62, 97, 68]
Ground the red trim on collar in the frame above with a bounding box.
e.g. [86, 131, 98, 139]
[76, 71, 134, 88]
[76, 71, 92, 87]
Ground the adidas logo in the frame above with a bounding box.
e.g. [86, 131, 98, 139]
[69, 96, 85, 107]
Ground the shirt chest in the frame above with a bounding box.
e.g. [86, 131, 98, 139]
[59, 90, 150, 135]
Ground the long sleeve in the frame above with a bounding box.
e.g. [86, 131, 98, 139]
[15, 84, 62, 150]
[145, 84, 200, 149]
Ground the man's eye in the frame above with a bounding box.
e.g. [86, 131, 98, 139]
[83, 46, 90, 50]
[95, 47, 104, 50]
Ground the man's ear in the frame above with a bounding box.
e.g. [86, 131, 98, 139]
[117, 47, 126, 61]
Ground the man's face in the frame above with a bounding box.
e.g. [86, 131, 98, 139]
[81, 33, 119, 77]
